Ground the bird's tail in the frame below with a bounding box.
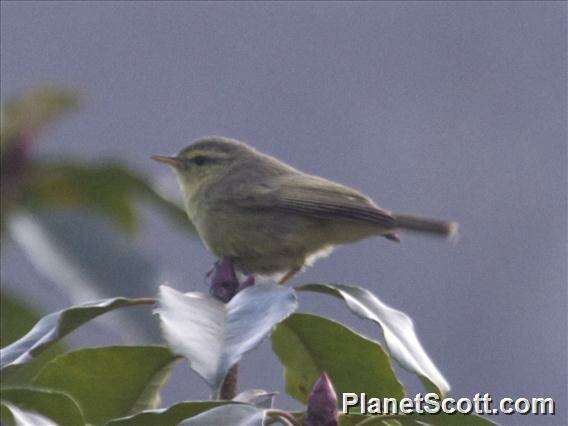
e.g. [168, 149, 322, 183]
[392, 214, 458, 239]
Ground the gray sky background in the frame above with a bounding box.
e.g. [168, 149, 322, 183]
[1, 2, 566, 425]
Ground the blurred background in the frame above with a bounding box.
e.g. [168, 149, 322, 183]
[1, 2, 566, 425]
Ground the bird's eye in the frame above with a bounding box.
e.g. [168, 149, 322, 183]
[193, 156, 207, 166]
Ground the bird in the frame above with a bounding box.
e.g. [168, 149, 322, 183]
[152, 136, 457, 284]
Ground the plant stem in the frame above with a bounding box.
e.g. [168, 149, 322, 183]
[266, 409, 301, 426]
[208, 258, 243, 400]
[219, 363, 239, 400]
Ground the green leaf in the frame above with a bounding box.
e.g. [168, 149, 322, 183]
[1, 87, 79, 144]
[179, 404, 266, 425]
[0, 296, 154, 373]
[335, 404, 498, 425]
[1, 292, 42, 348]
[33, 346, 179, 425]
[0, 291, 65, 386]
[339, 414, 369, 425]
[272, 313, 404, 405]
[0, 387, 84, 426]
[298, 284, 450, 396]
[425, 413, 498, 425]
[156, 284, 298, 392]
[339, 413, 497, 425]
[23, 162, 195, 234]
[106, 401, 240, 426]
[411, 413, 497, 425]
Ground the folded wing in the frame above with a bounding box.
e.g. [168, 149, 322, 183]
[233, 174, 396, 229]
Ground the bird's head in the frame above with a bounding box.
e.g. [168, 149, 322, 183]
[152, 136, 254, 197]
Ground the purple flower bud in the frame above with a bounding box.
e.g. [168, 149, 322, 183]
[1, 134, 31, 181]
[305, 372, 338, 426]
[209, 258, 240, 303]
[208, 258, 256, 303]
[1, 133, 32, 209]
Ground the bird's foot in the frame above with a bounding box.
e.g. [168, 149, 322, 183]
[208, 257, 255, 303]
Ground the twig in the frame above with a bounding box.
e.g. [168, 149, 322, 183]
[132, 297, 156, 305]
[219, 363, 239, 400]
[209, 258, 244, 400]
[265, 409, 301, 426]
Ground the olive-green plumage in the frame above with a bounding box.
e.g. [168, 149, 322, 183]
[153, 136, 456, 283]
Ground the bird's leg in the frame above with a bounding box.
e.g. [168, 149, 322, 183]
[278, 267, 301, 285]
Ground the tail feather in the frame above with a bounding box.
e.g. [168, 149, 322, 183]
[392, 214, 458, 239]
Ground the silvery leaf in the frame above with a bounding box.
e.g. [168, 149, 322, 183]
[8, 211, 160, 342]
[1, 402, 58, 426]
[233, 389, 277, 408]
[298, 283, 450, 396]
[156, 283, 298, 391]
[0, 297, 153, 371]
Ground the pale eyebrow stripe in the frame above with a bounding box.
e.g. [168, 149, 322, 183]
[183, 150, 229, 160]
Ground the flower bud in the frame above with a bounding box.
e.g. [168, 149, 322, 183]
[208, 258, 255, 303]
[305, 372, 338, 426]
[208, 258, 240, 303]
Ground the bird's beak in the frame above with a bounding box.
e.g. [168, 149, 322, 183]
[151, 155, 183, 168]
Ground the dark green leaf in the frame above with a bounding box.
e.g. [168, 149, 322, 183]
[339, 413, 497, 425]
[421, 413, 498, 425]
[336, 406, 498, 425]
[298, 284, 450, 396]
[1, 292, 42, 348]
[156, 284, 298, 392]
[0, 296, 153, 372]
[0, 387, 84, 426]
[33, 346, 179, 425]
[409, 413, 497, 425]
[0, 291, 65, 387]
[179, 404, 266, 426]
[338, 414, 369, 425]
[272, 313, 404, 405]
[23, 162, 195, 234]
[107, 401, 240, 426]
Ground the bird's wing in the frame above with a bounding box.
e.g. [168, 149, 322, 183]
[232, 174, 396, 228]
